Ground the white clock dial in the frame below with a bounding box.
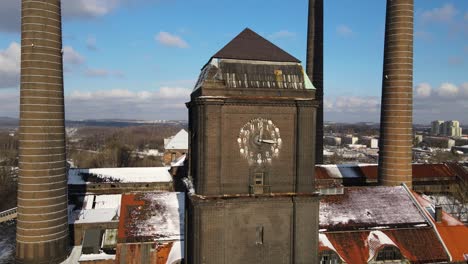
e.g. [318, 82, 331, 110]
[238, 118, 282, 165]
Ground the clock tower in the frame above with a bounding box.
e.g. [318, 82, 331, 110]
[186, 28, 320, 263]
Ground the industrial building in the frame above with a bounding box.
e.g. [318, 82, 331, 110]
[8, 0, 468, 263]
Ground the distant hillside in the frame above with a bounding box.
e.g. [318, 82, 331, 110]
[0, 117, 18, 129]
[0, 117, 187, 129]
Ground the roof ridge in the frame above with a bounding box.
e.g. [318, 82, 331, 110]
[211, 28, 300, 63]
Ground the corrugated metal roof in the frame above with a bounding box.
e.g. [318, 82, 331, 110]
[212, 28, 300, 63]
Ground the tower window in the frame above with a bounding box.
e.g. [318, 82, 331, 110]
[255, 226, 264, 245]
[254, 173, 264, 185]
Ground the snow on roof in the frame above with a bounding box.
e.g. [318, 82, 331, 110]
[79, 251, 116, 261]
[119, 192, 185, 242]
[367, 230, 398, 262]
[70, 208, 118, 224]
[319, 186, 427, 230]
[68, 167, 172, 185]
[95, 194, 121, 210]
[319, 233, 339, 254]
[69, 194, 122, 224]
[166, 241, 184, 264]
[164, 129, 188, 150]
[171, 154, 186, 167]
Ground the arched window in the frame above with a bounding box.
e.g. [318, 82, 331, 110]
[375, 246, 403, 261]
[320, 250, 340, 264]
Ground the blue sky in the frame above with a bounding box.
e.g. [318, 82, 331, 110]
[0, 0, 467, 124]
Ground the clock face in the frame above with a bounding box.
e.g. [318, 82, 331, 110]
[237, 118, 282, 165]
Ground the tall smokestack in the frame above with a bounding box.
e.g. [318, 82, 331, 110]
[16, 0, 69, 263]
[378, 0, 414, 188]
[306, 0, 324, 164]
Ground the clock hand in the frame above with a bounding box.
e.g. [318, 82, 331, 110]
[260, 139, 275, 144]
[259, 126, 264, 141]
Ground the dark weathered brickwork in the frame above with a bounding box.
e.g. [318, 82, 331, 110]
[378, 0, 414, 188]
[16, 1, 69, 263]
[306, 0, 324, 164]
[187, 29, 320, 263]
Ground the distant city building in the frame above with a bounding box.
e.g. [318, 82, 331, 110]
[163, 129, 188, 165]
[360, 136, 379, 149]
[342, 135, 358, 145]
[431, 120, 462, 137]
[431, 120, 444, 135]
[324, 136, 342, 146]
[423, 136, 456, 149]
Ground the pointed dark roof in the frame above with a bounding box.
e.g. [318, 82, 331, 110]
[212, 28, 300, 63]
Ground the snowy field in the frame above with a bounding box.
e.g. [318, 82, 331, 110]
[0, 221, 15, 264]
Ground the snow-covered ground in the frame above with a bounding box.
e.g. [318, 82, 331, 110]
[0, 221, 15, 264]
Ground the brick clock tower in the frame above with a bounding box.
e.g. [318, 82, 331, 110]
[186, 28, 320, 263]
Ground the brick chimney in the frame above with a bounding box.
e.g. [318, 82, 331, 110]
[378, 0, 414, 188]
[16, 0, 69, 263]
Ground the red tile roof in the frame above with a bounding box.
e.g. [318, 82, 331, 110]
[315, 163, 463, 182]
[413, 192, 468, 262]
[118, 192, 185, 243]
[321, 229, 449, 263]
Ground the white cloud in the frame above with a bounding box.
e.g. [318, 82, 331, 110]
[0, 42, 20, 88]
[62, 0, 120, 19]
[436, 82, 459, 97]
[415, 83, 432, 98]
[0, 90, 19, 117]
[155, 32, 189, 48]
[0, 0, 19, 33]
[63, 46, 85, 65]
[269, 30, 296, 40]
[460, 82, 468, 97]
[326, 96, 380, 113]
[0, 43, 84, 88]
[66, 87, 191, 120]
[336, 25, 354, 37]
[421, 4, 457, 24]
